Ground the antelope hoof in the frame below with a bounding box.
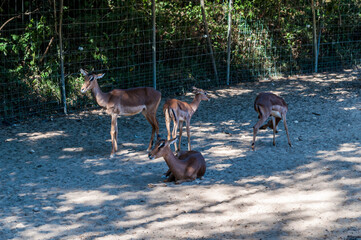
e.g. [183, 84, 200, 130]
[251, 143, 255, 151]
[110, 153, 115, 158]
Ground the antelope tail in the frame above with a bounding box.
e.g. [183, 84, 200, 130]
[164, 107, 177, 122]
[171, 109, 177, 123]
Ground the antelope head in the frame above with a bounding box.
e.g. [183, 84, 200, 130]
[192, 86, 210, 101]
[148, 138, 178, 160]
[80, 68, 105, 93]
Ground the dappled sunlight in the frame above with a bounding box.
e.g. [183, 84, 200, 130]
[1, 71, 361, 239]
[108, 175, 353, 239]
[189, 124, 217, 133]
[62, 147, 84, 152]
[95, 169, 121, 175]
[211, 163, 232, 171]
[206, 146, 246, 159]
[317, 142, 361, 163]
[59, 190, 119, 207]
[21, 223, 83, 240]
[16, 131, 67, 141]
[58, 155, 74, 159]
[83, 158, 107, 167]
[343, 106, 361, 111]
[209, 88, 253, 99]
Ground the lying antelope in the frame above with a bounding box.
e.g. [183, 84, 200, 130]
[252, 92, 292, 150]
[148, 138, 206, 184]
[80, 69, 161, 157]
[163, 87, 210, 152]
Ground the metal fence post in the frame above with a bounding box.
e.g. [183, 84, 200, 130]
[311, 0, 318, 72]
[58, 0, 67, 114]
[152, 0, 157, 90]
[200, 0, 219, 85]
[316, 23, 322, 72]
[226, 0, 233, 85]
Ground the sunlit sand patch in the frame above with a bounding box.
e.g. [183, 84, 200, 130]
[21, 223, 83, 239]
[317, 143, 361, 163]
[95, 169, 120, 175]
[17, 131, 67, 141]
[343, 106, 360, 111]
[83, 158, 106, 167]
[205, 145, 246, 157]
[58, 155, 73, 159]
[211, 88, 253, 99]
[211, 163, 232, 171]
[62, 147, 84, 152]
[4, 137, 17, 142]
[59, 190, 118, 206]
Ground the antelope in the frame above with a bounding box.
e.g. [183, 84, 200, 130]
[163, 87, 210, 152]
[80, 69, 161, 157]
[148, 138, 206, 184]
[252, 92, 292, 150]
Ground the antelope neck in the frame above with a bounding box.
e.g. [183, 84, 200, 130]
[91, 80, 110, 108]
[162, 148, 186, 178]
[189, 94, 202, 113]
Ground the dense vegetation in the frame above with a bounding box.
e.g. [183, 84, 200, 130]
[1, 0, 361, 120]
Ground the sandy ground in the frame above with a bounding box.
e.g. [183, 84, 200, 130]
[1, 71, 361, 240]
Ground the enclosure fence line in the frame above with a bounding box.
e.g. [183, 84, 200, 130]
[152, 0, 156, 90]
[1, 0, 361, 122]
[226, 0, 233, 86]
[58, 0, 67, 114]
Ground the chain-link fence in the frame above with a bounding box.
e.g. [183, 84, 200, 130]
[1, 0, 361, 122]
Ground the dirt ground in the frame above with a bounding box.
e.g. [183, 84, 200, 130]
[1, 71, 361, 240]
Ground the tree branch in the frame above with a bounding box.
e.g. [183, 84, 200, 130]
[40, 36, 55, 63]
[0, 8, 39, 32]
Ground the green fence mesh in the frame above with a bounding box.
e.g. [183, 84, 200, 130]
[1, 0, 361, 122]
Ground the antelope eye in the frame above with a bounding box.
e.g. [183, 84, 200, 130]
[89, 76, 94, 81]
[158, 142, 165, 149]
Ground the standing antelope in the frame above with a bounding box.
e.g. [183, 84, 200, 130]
[148, 138, 206, 184]
[163, 87, 210, 152]
[80, 69, 161, 157]
[252, 92, 292, 150]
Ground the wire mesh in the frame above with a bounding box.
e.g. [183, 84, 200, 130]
[1, 0, 361, 122]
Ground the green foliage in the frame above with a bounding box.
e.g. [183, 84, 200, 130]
[1, 12, 61, 119]
[1, 0, 361, 120]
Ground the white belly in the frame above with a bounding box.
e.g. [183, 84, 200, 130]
[177, 110, 189, 122]
[178, 116, 186, 121]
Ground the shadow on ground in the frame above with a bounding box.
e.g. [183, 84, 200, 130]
[0, 70, 360, 239]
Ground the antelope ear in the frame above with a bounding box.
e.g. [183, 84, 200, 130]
[159, 141, 165, 148]
[96, 73, 105, 79]
[169, 137, 178, 145]
[80, 69, 88, 76]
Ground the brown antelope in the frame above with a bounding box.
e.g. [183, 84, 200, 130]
[163, 87, 210, 152]
[148, 138, 206, 184]
[80, 69, 161, 157]
[252, 92, 292, 150]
